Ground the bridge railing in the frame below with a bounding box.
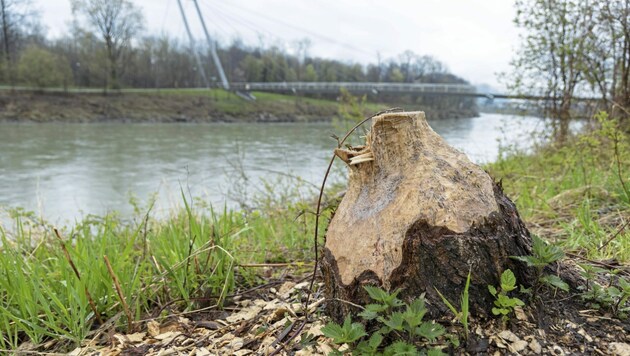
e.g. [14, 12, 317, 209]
[231, 82, 478, 95]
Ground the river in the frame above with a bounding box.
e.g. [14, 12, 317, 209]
[0, 113, 548, 224]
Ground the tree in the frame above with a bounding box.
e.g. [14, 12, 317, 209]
[0, 0, 37, 85]
[512, 0, 595, 140]
[303, 63, 317, 82]
[71, 0, 144, 90]
[322, 111, 536, 321]
[584, 0, 630, 120]
[18, 45, 72, 89]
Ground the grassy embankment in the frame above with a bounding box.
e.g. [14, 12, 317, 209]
[0, 88, 386, 122]
[0, 112, 628, 352]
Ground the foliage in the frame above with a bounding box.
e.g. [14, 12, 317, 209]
[17, 45, 73, 89]
[434, 270, 471, 339]
[487, 114, 630, 263]
[578, 263, 630, 318]
[512, 235, 569, 294]
[511, 0, 630, 125]
[0, 186, 322, 350]
[322, 286, 448, 355]
[332, 87, 370, 144]
[321, 315, 367, 344]
[488, 269, 525, 324]
[71, 0, 145, 89]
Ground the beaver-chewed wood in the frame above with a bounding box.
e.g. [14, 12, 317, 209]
[321, 111, 535, 321]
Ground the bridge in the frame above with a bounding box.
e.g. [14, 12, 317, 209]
[231, 82, 480, 97]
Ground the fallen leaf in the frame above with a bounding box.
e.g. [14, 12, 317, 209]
[498, 330, 520, 343]
[226, 305, 263, 323]
[529, 338, 542, 354]
[514, 306, 528, 321]
[147, 320, 160, 337]
[609, 342, 630, 356]
[577, 328, 593, 343]
[278, 281, 296, 296]
[509, 340, 528, 353]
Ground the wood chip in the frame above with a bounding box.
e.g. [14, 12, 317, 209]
[609, 342, 630, 356]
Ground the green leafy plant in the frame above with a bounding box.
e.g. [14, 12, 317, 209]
[434, 270, 471, 339]
[578, 263, 630, 318]
[488, 269, 525, 325]
[322, 286, 448, 355]
[512, 235, 569, 296]
[321, 315, 367, 345]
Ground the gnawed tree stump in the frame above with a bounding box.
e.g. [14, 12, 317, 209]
[321, 111, 535, 321]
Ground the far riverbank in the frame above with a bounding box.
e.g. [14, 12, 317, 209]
[0, 89, 478, 123]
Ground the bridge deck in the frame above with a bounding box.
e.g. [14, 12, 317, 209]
[231, 82, 478, 96]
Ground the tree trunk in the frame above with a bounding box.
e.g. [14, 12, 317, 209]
[321, 111, 535, 321]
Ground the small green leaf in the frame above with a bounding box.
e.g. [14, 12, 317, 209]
[384, 341, 418, 355]
[364, 285, 389, 303]
[427, 348, 448, 356]
[359, 303, 388, 320]
[434, 287, 458, 317]
[488, 285, 497, 296]
[415, 321, 445, 341]
[381, 312, 405, 332]
[500, 269, 517, 292]
[321, 315, 367, 344]
[540, 274, 569, 292]
[368, 332, 383, 349]
[320, 322, 344, 343]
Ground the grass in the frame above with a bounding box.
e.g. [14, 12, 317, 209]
[0, 87, 387, 122]
[1, 109, 629, 351]
[487, 113, 630, 261]
[0, 190, 325, 351]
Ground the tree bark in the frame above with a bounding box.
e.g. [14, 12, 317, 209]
[321, 111, 535, 321]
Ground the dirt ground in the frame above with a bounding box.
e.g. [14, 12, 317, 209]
[22, 261, 629, 356]
[0, 92, 337, 123]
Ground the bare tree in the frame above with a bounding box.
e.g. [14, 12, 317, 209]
[0, 0, 35, 85]
[512, 0, 594, 140]
[71, 0, 144, 90]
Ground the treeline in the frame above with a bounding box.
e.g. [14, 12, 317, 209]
[0, 1, 470, 91]
[513, 0, 630, 130]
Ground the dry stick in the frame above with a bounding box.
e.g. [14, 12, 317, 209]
[238, 262, 311, 268]
[306, 107, 403, 309]
[597, 219, 630, 252]
[103, 255, 135, 333]
[266, 108, 405, 356]
[566, 252, 630, 277]
[53, 228, 103, 325]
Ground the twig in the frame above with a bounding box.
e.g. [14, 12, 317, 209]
[307, 108, 403, 309]
[103, 255, 135, 333]
[238, 262, 311, 268]
[268, 319, 308, 356]
[597, 219, 630, 251]
[566, 252, 630, 277]
[53, 228, 103, 325]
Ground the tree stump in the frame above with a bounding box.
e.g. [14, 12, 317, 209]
[321, 111, 535, 321]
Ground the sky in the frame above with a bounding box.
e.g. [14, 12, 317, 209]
[32, 0, 520, 89]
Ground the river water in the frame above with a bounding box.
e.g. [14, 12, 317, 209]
[0, 113, 547, 224]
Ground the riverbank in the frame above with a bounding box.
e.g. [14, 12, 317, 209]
[1, 114, 628, 354]
[0, 89, 478, 123]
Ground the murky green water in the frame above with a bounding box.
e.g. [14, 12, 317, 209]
[0, 113, 547, 224]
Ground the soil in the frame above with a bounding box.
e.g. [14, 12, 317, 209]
[0, 91, 338, 123]
[0, 91, 479, 123]
[29, 261, 630, 356]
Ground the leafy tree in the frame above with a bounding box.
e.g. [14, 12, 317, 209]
[0, 0, 38, 85]
[18, 45, 72, 89]
[71, 0, 144, 90]
[303, 63, 317, 82]
[512, 0, 594, 140]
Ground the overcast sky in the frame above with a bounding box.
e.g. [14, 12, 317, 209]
[33, 0, 520, 89]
